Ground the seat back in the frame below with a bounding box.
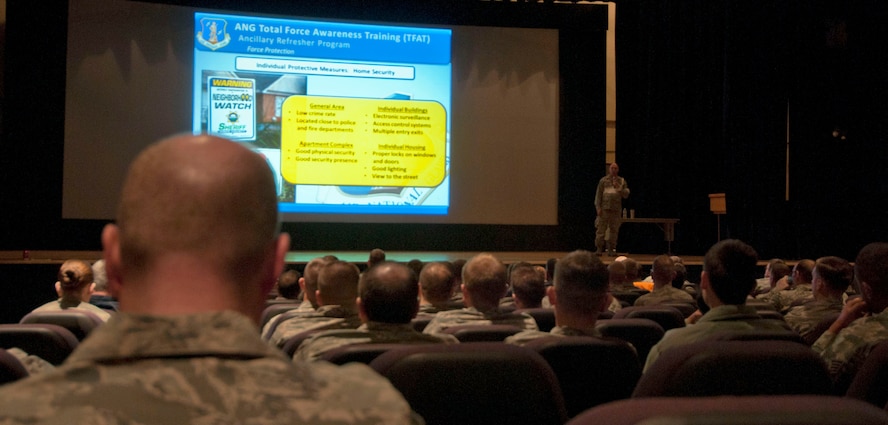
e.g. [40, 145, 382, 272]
[0, 323, 79, 365]
[0, 348, 29, 385]
[441, 324, 524, 342]
[516, 308, 556, 332]
[19, 310, 104, 341]
[281, 329, 325, 357]
[633, 340, 833, 397]
[370, 342, 567, 425]
[660, 301, 697, 318]
[613, 305, 685, 331]
[566, 395, 888, 425]
[318, 343, 412, 365]
[846, 340, 888, 408]
[524, 336, 640, 418]
[410, 317, 432, 332]
[595, 318, 665, 363]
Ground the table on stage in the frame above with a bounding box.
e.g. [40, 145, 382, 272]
[620, 217, 680, 254]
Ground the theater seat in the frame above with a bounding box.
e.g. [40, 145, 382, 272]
[259, 302, 302, 329]
[523, 336, 640, 417]
[19, 310, 104, 341]
[613, 306, 685, 331]
[566, 395, 888, 425]
[846, 340, 888, 408]
[516, 308, 556, 332]
[595, 318, 665, 363]
[440, 324, 524, 342]
[633, 340, 833, 397]
[317, 343, 411, 365]
[370, 342, 568, 425]
[0, 324, 79, 365]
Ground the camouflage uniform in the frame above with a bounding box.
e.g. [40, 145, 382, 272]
[505, 325, 603, 345]
[30, 299, 112, 322]
[5, 348, 54, 376]
[769, 283, 813, 313]
[812, 307, 888, 392]
[294, 321, 458, 362]
[594, 175, 629, 253]
[606, 296, 623, 313]
[644, 304, 793, 372]
[422, 307, 539, 335]
[266, 305, 362, 347]
[0, 311, 417, 425]
[634, 286, 696, 307]
[783, 297, 843, 342]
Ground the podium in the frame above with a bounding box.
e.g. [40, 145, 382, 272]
[709, 193, 726, 241]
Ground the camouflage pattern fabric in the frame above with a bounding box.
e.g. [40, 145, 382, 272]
[0, 312, 418, 425]
[422, 307, 539, 335]
[812, 308, 888, 392]
[783, 297, 843, 342]
[634, 286, 696, 307]
[769, 284, 813, 313]
[266, 305, 362, 347]
[294, 321, 458, 362]
[5, 348, 54, 376]
[644, 304, 793, 372]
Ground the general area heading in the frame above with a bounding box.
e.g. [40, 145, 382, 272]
[195, 12, 451, 65]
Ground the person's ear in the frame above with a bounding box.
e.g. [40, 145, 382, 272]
[54, 282, 62, 298]
[546, 286, 557, 306]
[356, 297, 368, 323]
[101, 224, 124, 298]
[315, 290, 324, 306]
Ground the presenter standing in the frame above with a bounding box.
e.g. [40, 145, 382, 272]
[594, 162, 630, 256]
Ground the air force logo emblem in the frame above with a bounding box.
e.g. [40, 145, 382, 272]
[197, 18, 231, 50]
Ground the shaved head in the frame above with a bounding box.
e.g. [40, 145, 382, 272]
[114, 134, 281, 287]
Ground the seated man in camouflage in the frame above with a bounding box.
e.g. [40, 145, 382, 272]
[295, 262, 458, 361]
[423, 253, 538, 335]
[784, 256, 852, 343]
[416, 261, 459, 318]
[506, 250, 610, 345]
[769, 259, 815, 313]
[634, 255, 696, 307]
[0, 134, 416, 424]
[645, 239, 793, 372]
[267, 260, 363, 347]
[813, 243, 888, 392]
[509, 263, 548, 310]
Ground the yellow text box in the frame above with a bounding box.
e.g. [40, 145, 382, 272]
[281, 95, 446, 187]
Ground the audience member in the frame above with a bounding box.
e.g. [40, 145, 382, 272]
[510, 263, 547, 309]
[261, 257, 328, 337]
[0, 134, 415, 423]
[754, 259, 791, 298]
[30, 259, 111, 321]
[423, 253, 538, 334]
[623, 257, 641, 284]
[294, 262, 458, 361]
[644, 239, 792, 371]
[416, 261, 458, 317]
[406, 259, 424, 279]
[608, 260, 635, 293]
[88, 259, 119, 311]
[813, 242, 888, 392]
[506, 250, 609, 344]
[273, 269, 302, 300]
[268, 260, 363, 347]
[634, 255, 696, 307]
[769, 259, 815, 313]
[367, 248, 386, 269]
[753, 258, 786, 296]
[784, 256, 852, 343]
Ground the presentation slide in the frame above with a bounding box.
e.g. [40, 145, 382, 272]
[61, 0, 559, 225]
[193, 13, 452, 215]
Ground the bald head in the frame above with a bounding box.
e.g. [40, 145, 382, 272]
[114, 134, 280, 283]
[102, 134, 288, 320]
[462, 253, 508, 310]
[359, 262, 419, 323]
